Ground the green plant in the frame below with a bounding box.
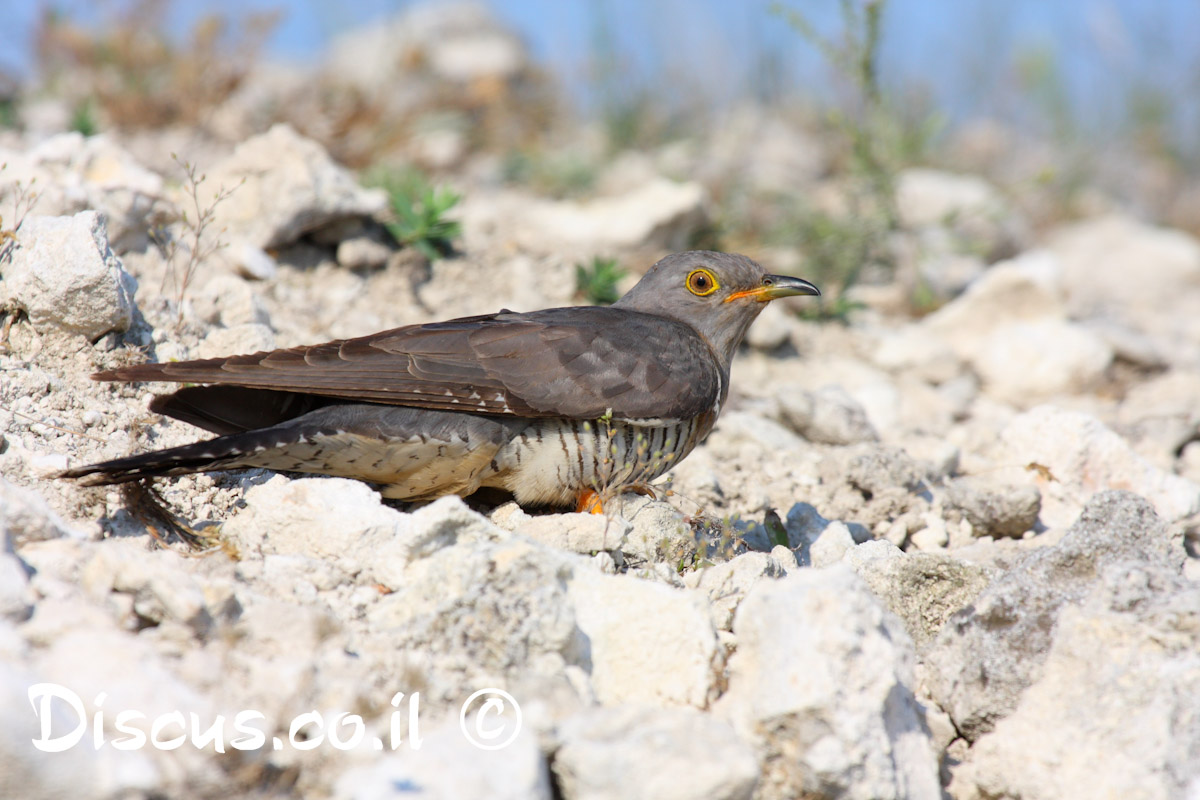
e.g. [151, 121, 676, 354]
[574, 256, 625, 305]
[770, 0, 939, 317]
[371, 169, 462, 262]
[69, 98, 97, 136]
[763, 509, 790, 549]
[501, 149, 598, 199]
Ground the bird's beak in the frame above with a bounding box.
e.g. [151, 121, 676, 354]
[724, 274, 821, 303]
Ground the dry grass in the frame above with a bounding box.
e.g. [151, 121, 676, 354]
[33, 0, 279, 130]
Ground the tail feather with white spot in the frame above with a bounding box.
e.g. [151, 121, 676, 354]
[59, 425, 310, 485]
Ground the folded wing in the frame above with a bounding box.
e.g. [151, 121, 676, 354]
[95, 307, 721, 422]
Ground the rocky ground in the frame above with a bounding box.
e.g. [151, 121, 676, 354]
[2, 4, 1200, 800]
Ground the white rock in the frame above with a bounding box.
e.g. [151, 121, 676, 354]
[716, 566, 940, 800]
[0, 132, 172, 252]
[871, 323, 964, 385]
[926, 491, 1183, 741]
[79, 538, 213, 636]
[337, 232, 395, 270]
[809, 520, 856, 567]
[206, 124, 387, 251]
[516, 513, 631, 554]
[193, 323, 276, 360]
[777, 384, 879, 445]
[744, 301, 792, 350]
[334, 719, 548, 800]
[325, 2, 526, 95]
[683, 551, 788, 630]
[1048, 214, 1200, 367]
[221, 476, 410, 584]
[231, 242, 278, 280]
[510, 179, 708, 254]
[845, 548, 993, 653]
[553, 705, 758, 800]
[944, 478, 1041, 538]
[569, 570, 719, 708]
[842, 538, 904, 567]
[998, 405, 1200, 526]
[31, 627, 216, 792]
[1118, 370, 1200, 468]
[967, 564, 1200, 800]
[971, 318, 1112, 404]
[0, 657, 160, 800]
[608, 496, 696, 567]
[909, 514, 949, 551]
[0, 211, 137, 339]
[190, 274, 270, 328]
[896, 168, 1026, 258]
[921, 252, 1065, 362]
[0, 475, 84, 544]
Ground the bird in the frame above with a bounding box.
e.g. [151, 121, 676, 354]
[63, 251, 819, 512]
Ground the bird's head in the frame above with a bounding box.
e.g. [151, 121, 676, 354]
[613, 251, 820, 365]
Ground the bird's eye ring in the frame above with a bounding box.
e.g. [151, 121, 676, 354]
[686, 268, 719, 297]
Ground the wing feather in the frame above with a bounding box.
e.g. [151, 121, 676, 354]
[94, 307, 721, 421]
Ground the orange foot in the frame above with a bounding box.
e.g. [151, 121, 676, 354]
[574, 483, 664, 514]
[575, 489, 604, 515]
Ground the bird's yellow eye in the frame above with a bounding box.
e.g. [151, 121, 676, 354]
[686, 268, 719, 297]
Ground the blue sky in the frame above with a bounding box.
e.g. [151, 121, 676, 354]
[3, 0, 1198, 136]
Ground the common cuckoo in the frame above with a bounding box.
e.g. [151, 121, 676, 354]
[64, 251, 819, 510]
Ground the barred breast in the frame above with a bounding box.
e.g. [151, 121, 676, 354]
[486, 412, 716, 507]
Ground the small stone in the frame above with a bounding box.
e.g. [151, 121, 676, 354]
[193, 323, 276, 360]
[944, 480, 1041, 538]
[516, 512, 630, 554]
[810, 521, 856, 568]
[778, 384, 879, 445]
[910, 520, 949, 551]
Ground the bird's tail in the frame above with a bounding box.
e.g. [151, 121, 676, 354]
[59, 427, 295, 486]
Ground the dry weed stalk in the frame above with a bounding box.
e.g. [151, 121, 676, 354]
[153, 155, 243, 322]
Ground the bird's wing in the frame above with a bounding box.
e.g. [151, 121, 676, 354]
[95, 307, 722, 421]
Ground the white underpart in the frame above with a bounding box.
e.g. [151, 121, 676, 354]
[485, 416, 701, 506]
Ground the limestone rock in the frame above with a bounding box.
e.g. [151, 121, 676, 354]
[206, 124, 387, 251]
[0, 132, 173, 253]
[966, 563, 1200, 800]
[717, 566, 941, 800]
[777, 384, 879, 445]
[554, 705, 758, 800]
[682, 551, 789, 631]
[998, 405, 1200, 527]
[1048, 214, 1200, 368]
[844, 546, 994, 652]
[568, 570, 720, 708]
[943, 479, 1041, 538]
[1, 211, 137, 339]
[926, 491, 1185, 741]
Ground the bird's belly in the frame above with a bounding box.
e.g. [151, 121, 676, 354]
[486, 416, 706, 506]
